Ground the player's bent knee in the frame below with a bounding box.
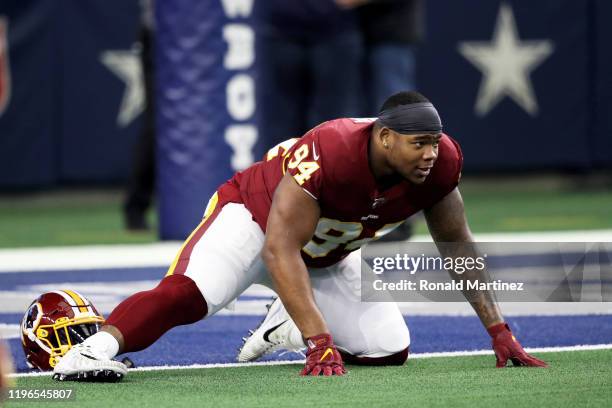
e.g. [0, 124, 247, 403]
[155, 275, 208, 323]
[107, 274, 208, 329]
[370, 314, 411, 356]
[105, 274, 209, 353]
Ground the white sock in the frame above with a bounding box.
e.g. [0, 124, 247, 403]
[287, 322, 306, 349]
[81, 331, 120, 359]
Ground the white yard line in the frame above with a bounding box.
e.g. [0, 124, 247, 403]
[8, 343, 612, 378]
[408, 343, 612, 358]
[2, 299, 611, 318]
[0, 230, 611, 273]
[411, 230, 612, 243]
[0, 243, 182, 272]
[2, 302, 611, 340]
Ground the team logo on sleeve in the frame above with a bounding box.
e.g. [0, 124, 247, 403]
[0, 17, 11, 116]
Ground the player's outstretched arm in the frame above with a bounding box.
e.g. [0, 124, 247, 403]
[263, 174, 345, 376]
[424, 188, 504, 327]
[424, 188, 547, 368]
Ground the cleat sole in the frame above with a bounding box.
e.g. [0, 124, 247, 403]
[53, 369, 124, 383]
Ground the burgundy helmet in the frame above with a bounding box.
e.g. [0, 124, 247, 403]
[21, 290, 104, 371]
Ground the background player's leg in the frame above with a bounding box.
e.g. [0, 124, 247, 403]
[255, 28, 308, 147]
[309, 250, 410, 365]
[308, 30, 365, 127]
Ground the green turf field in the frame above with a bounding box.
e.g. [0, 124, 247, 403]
[0, 190, 158, 247]
[1, 176, 611, 247]
[6, 349, 612, 407]
[456, 179, 612, 234]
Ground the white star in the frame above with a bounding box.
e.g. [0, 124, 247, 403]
[458, 3, 554, 116]
[100, 46, 144, 127]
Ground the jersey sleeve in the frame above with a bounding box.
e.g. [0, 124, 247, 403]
[283, 129, 324, 200]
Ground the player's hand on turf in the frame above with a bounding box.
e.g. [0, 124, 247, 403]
[301, 333, 346, 376]
[488, 323, 548, 368]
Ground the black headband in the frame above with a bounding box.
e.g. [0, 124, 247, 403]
[377, 102, 443, 134]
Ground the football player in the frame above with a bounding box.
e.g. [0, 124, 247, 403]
[54, 91, 546, 380]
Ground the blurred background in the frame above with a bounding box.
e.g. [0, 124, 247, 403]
[0, 0, 610, 245]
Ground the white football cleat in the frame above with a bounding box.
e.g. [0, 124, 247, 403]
[237, 298, 304, 362]
[52, 343, 127, 382]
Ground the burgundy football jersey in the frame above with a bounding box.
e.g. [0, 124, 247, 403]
[224, 118, 463, 267]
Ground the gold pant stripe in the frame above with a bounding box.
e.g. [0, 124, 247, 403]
[165, 192, 219, 277]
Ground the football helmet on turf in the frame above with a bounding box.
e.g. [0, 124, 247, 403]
[20, 290, 104, 371]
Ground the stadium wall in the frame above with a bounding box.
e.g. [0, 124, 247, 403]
[418, 0, 596, 172]
[0, 0, 142, 188]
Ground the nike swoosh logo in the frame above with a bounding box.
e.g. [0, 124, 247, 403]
[263, 320, 288, 343]
[319, 348, 333, 362]
[312, 142, 320, 160]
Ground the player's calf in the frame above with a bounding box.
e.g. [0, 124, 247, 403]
[105, 274, 207, 353]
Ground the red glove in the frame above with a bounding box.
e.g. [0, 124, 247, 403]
[488, 323, 548, 368]
[301, 333, 346, 376]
